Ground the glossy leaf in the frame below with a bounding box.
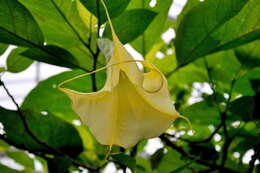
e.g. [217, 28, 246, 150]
[150, 148, 164, 170]
[180, 101, 220, 125]
[175, 0, 254, 65]
[130, 0, 173, 55]
[103, 9, 157, 44]
[0, 107, 83, 157]
[79, 0, 130, 23]
[111, 153, 136, 171]
[47, 157, 72, 173]
[7, 151, 35, 169]
[156, 149, 186, 173]
[18, 0, 103, 71]
[233, 69, 260, 96]
[21, 45, 80, 69]
[7, 47, 33, 73]
[0, 43, 8, 55]
[0, 164, 26, 173]
[235, 39, 260, 70]
[21, 70, 106, 121]
[0, 0, 44, 46]
[230, 96, 255, 121]
[19, 0, 88, 47]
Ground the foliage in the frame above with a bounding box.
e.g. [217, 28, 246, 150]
[0, 0, 259, 172]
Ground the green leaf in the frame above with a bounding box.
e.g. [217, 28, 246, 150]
[0, 0, 44, 46]
[0, 107, 83, 157]
[7, 47, 33, 73]
[0, 43, 8, 55]
[174, 0, 201, 30]
[156, 149, 186, 173]
[19, 0, 87, 47]
[47, 157, 72, 173]
[21, 45, 80, 69]
[0, 67, 6, 72]
[21, 70, 106, 121]
[104, 9, 157, 44]
[111, 153, 136, 171]
[6, 151, 35, 169]
[167, 58, 208, 89]
[205, 50, 241, 91]
[0, 164, 24, 173]
[180, 101, 220, 125]
[235, 39, 260, 70]
[130, 0, 173, 55]
[230, 96, 255, 121]
[18, 0, 101, 71]
[233, 69, 260, 96]
[150, 148, 164, 170]
[79, 0, 130, 24]
[175, 0, 255, 65]
[0, 140, 9, 152]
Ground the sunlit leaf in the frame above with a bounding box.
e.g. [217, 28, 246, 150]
[130, 0, 173, 55]
[0, 0, 44, 46]
[79, 0, 130, 24]
[7, 47, 33, 73]
[21, 45, 80, 69]
[0, 43, 8, 55]
[175, 0, 258, 65]
[103, 9, 157, 43]
[111, 153, 136, 171]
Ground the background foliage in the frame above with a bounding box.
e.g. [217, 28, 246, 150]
[0, 0, 259, 172]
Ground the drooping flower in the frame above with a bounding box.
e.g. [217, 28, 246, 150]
[58, 1, 184, 148]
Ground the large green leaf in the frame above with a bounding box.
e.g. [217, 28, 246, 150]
[0, 140, 9, 152]
[129, 0, 173, 55]
[156, 149, 186, 173]
[18, 0, 88, 47]
[0, 107, 83, 157]
[233, 68, 260, 96]
[230, 96, 255, 121]
[103, 9, 157, 44]
[46, 157, 72, 173]
[21, 45, 80, 69]
[0, 164, 26, 173]
[79, 0, 130, 24]
[205, 50, 241, 91]
[235, 39, 260, 70]
[0, 43, 8, 55]
[6, 151, 35, 170]
[111, 153, 136, 171]
[18, 0, 102, 70]
[150, 148, 164, 170]
[0, 0, 44, 46]
[21, 70, 106, 121]
[7, 47, 33, 73]
[180, 101, 220, 125]
[174, 0, 201, 30]
[175, 0, 260, 65]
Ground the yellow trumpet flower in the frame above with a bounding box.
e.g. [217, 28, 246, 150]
[58, 0, 184, 148]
